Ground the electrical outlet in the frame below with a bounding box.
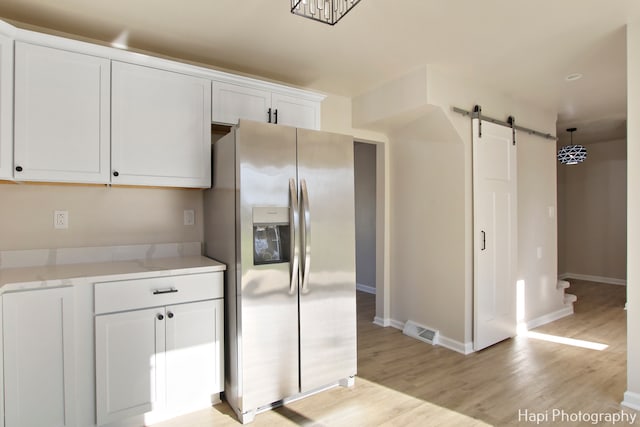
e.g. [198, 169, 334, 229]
[54, 210, 69, 229]
[184, 209, 195, 226]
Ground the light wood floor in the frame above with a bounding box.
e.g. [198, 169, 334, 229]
[154, 280, 637, 426]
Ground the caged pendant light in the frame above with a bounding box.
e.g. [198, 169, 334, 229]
[557, 127, 587, 165]
[291, 0, 362, 25]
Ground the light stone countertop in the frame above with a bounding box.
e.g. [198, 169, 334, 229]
[0, 255, 226, 294]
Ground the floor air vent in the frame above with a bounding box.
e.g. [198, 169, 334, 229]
[403, 321, 439, 345]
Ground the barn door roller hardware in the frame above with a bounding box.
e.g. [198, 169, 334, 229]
[452, 105, 557, 142]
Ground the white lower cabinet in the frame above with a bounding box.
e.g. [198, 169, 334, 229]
[95, 307, 159, 425]
[2, 287, 75, 427]
[95, 274, 224, 426]
[164, 300, 223, 412]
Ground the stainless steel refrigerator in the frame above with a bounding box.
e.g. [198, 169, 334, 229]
[204, 119, 356, 423]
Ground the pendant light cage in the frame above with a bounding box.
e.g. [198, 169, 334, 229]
[291, 0, 362, 25]
[557, 127, 587, 165]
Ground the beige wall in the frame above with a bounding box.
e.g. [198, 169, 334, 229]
[321, 93, 391, 321]
[387, 109, 466, 342]
[354, 141, 377, 289]
[624, 22, 640, 411]
[428, 67, 560, 342]
[518, 133, 563, 321]
[0, 183, 203, 251]
[557, 138, 627, 281]
[351, 65, 560, 347]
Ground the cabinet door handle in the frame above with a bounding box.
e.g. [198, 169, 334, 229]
[167, 312, 174, 319]
[274, 109, 278, 124]
[267, 108, 272, 123]
[15, 166, 23, 172]
[113, 171, 119, 177]
[153, 288, 178, 295]
[157, 313, 164, 320]
[481, 230, 486, 251]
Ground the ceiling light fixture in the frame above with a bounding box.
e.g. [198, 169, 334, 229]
[557, 127, 587, 165]
[291, 0, 362, 25]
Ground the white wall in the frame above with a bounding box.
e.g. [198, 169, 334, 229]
[623, 22, 640, 412]
[557, 138, 627, 282]
[0, 184, 203, 251]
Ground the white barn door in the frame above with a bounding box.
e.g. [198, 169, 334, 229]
[473, 119, 517, 351]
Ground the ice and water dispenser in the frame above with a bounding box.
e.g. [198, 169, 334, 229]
[252, 207, 290, 265]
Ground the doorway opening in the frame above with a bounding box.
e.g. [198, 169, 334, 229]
[354, 139, 388, 325]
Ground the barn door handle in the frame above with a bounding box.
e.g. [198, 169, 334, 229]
[481, 230, 486, 251]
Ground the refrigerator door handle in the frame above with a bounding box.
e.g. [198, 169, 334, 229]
[289, 178, 300, 295]
[301, 179, 311, 294]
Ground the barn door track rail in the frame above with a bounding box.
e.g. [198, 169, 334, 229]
[452, 105, 557, 143]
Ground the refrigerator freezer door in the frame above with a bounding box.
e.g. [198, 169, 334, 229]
[236, 120, 300, 412]
[296, 128, 357, 392]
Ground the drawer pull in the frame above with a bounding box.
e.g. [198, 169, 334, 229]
[152, 288, 178, 295]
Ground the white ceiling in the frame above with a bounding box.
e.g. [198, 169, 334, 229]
[1, 0, 639, 144]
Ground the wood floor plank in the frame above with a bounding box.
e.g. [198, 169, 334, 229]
[152, 280, 638, 426]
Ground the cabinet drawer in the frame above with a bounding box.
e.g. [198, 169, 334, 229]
[95, 273, 223, 314]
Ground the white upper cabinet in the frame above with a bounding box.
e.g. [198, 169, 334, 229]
[111, 61, 212, 188]
[272, 92, 320, 130]
[1, 19, 324, 186]
[212, 80, 322, 130]
[212, 81, 271, 124]
[14, 42, 111, 183]
[0, 32, 12, 180]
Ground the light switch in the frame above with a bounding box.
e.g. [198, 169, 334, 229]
[184, 210, 195, 226]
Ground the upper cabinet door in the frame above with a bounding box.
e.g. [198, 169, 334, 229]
[271, 92, 320, 130]
[112, 62, 212, 188]
[14, 42, 111, 183]
[211, 81, 271, 125]
[0, 33, 12, 180]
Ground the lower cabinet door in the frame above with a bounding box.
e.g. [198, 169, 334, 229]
[164, 299, 223, 412]
[3, 287, 75, 427]
[95, 307, 165, 425]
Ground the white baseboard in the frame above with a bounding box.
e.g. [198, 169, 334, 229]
[372, 316, 390, 327]
[438, 335, 475, 355]
[559, 273, 626, 286]
[526, 306, 574, 331]
[356, 283, 376, 294]
[622, 391, 640, 411]
[389, 318, 405, 330]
